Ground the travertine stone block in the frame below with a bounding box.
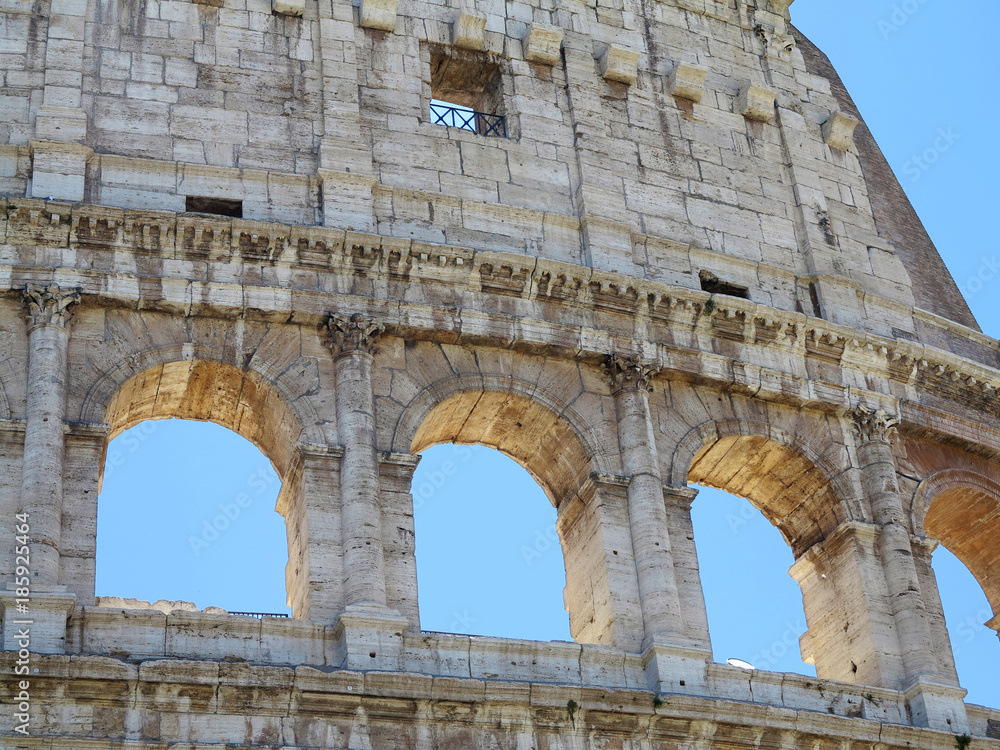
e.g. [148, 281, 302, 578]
[29, 141, 92, 202]
[523, 23, 563, 66]
[452, 10, 488, 50]
[0, 589, 77, 654]
[767, 0, 794, 16]
[738, 83, 777, 122]
[360, 0, 398, 32]
[272, 0, 304, 15]
[332, 606, 409, 670]
[823, 111, 860, 151]
[642, 642, 712, 695]
[34, 105, 87, 143]
[904, 680, 970, 733]
[598, 45, 640, 85]
[666, 62, 707, 102]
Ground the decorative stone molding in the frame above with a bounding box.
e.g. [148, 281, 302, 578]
[851, 404, 900, 445]
[604, 353, 661, 393]
[598, 45, 640, 85]
[758, 28, 796, 59]
[23, 283, 80, 330]
[823, 112, 860, 152]
[737, 83, 777, 122]
[360, 0, 398, 32]
[666, 63, 707, 103]
[324, 312, 386, 357]
[523, 23, 563, 66]
[452, 9, 487, 50]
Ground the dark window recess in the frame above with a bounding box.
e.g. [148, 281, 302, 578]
[429, 45, 507, 137]
[699, 271, 749, 299]
[185, 196, 243, 218]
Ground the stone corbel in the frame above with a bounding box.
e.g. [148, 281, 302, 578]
[737, 83, 777, 123]
[822, 112, 860, 152]
[272, 0, 303, 14]
[667, 63, 707, 103]
[598, 45, 640, 85]
[360, 0, 398, 32]
[523, 23, 563, 66]
[453, 9, 487, 50]
[28, 140, 93, 203]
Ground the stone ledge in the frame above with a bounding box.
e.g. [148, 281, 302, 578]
[1, 649, 995, 741]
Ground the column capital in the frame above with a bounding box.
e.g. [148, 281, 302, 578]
[604, 353, 661, 393]
[324, 312, 385, 357]
[23, 283, 81, 330]
[850, 404, 899, 445]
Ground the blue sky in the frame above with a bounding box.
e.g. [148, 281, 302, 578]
[96, 0, 999, 710]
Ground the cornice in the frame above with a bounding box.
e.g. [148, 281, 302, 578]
[3, 199, 1000, 436]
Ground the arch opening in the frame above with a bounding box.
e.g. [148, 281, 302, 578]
[407, 389, 613, 646]
[690, 486, 816, 677]
[923, 484, 1000, 622]
[409, 390, 593, 508]
[411, 443, 571, 641]
[931, 544, 1000, 709]
[688, 433, 848, 557]
[96, 418, 287, 614]
[93, 360, 305, 615]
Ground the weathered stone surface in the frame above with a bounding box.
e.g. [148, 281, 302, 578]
[0, 0, 998, 745]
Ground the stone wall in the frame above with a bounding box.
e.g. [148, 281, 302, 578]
[1, 0, 999, 746]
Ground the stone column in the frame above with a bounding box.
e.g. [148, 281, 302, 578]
[325, 312, 389, 610]
[605, 354, 684, 644]
[852, 405, 968, 732]
[852, 406, 939, 682]
[20, 283, 79, 586]
[662, 485, 712, 651]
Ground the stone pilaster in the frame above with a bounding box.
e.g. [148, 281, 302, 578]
[604, 354, 684, 646]
[325, 313, 390, 611]
[557, 474, 644, 651]
[20, 283, 80, 586]
[662, 485, 712, 651]
[378, 451, 421, 632]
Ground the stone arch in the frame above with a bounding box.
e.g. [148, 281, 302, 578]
[393, 374, 613, 505]
[79, 342, 326, 460]
[391, 374, 644, 649]
[672, 419, 857, 556]
[914, 469, 1000, 621]
[99, 359, 305, 480]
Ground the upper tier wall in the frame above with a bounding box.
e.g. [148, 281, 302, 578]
[0, 0, 980, 343]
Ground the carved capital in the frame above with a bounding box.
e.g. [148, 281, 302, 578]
[851, 404, 900, 445]
[23, 283, 80, 330]
[324, 312, 385, 357]
[605, 353, 660, 393]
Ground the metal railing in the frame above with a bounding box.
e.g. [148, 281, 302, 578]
[430, 101, 507, 138]
[229, 611, 289, 619]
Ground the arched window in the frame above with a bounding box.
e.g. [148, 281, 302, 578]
[691, 485, 815, 676]
[411, 443, 570, 641]
[97, 418, 287, 615]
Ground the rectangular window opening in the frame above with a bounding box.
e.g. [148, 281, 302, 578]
[429, 47, 507, 138]
[699, 271, 749, 299]
[185, 196, 243, 218]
